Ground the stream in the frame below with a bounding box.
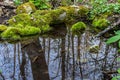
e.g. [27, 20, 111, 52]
[0, 26, 119, 80]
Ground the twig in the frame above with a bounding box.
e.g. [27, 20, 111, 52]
[96, 18, 120, 37]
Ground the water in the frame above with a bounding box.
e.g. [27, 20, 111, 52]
[0, 27, 119, 80]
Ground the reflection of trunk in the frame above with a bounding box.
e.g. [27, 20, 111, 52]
[21, 38, 49, 80]
[61, 37, 66, 80]
[71, 35, 75, 80]
[20, 49, 26, 80]
[77, 37, 83, 80]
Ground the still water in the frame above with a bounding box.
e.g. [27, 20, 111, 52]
[0, 27, 119, 80]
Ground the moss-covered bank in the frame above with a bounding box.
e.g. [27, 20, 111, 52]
[0, 2, 89, 41]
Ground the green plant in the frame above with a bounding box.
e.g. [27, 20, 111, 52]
[89, 0, 120, 19]
[13, 0, 22, 6]
[29, 0, 51, 10]
[106, 33, 120, 80]
[106, 30, 120, 48]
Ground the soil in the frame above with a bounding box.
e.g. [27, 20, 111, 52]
[0, 1, 16, 24]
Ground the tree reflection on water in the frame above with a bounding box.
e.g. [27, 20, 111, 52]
[0, 26, 119, 80]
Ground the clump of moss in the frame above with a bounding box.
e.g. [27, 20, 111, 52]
[48, 9, 66, 23]
[8, 13, 32, 26]
[19, 25, 41, 36]
[31, 13, 53, 27]
[78, 5, 89, 16]
[71, 22, 87, 35]
[0, 25, 7, 32]
[16, 2, 36, 14]
[32, 10, 49, 16]
[1, 27, 21, 40]
[92, 18, 109, 30]
[1, 25, 41, 40]
[58, 6, 75, 22]
[40, 25, 52, 33]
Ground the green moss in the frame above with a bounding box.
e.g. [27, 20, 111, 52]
[8, 13, 32, 26]
[78, 5, 89, 16]
[92, 18, 109, 30]
[71, 22, 87, 35]
[16, 2, 36, 14]
[1, 25, 41, 40]
[32, 10, 49, 16]
[58, 6, 75, 22]
[19, 25, 41, 36]
[31, 13, 53, 27]
[40, 25, 52, 33]
[0, 25, 7, 32]
[1, 27, 21, 40]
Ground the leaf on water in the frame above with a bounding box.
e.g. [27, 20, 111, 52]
[106, 34, 120, 44]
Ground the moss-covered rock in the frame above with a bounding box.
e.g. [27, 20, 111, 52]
[0, 25, 7, 32]
[8, 13, 32, 26]
[71, 22, 87, 35]
[92, 18, 109, 31]
[16, 2, 36, 14]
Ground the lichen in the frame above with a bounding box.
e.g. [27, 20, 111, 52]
[0, 25, 7, 32]
[71, 22, 87, 35]
[92, 18, 109, 31]
[16, 2, 36, 14]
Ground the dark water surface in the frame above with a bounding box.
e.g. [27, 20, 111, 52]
[0, 27, 119, 80]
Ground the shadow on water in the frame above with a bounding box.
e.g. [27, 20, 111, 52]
[0, 25, 119, 80]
